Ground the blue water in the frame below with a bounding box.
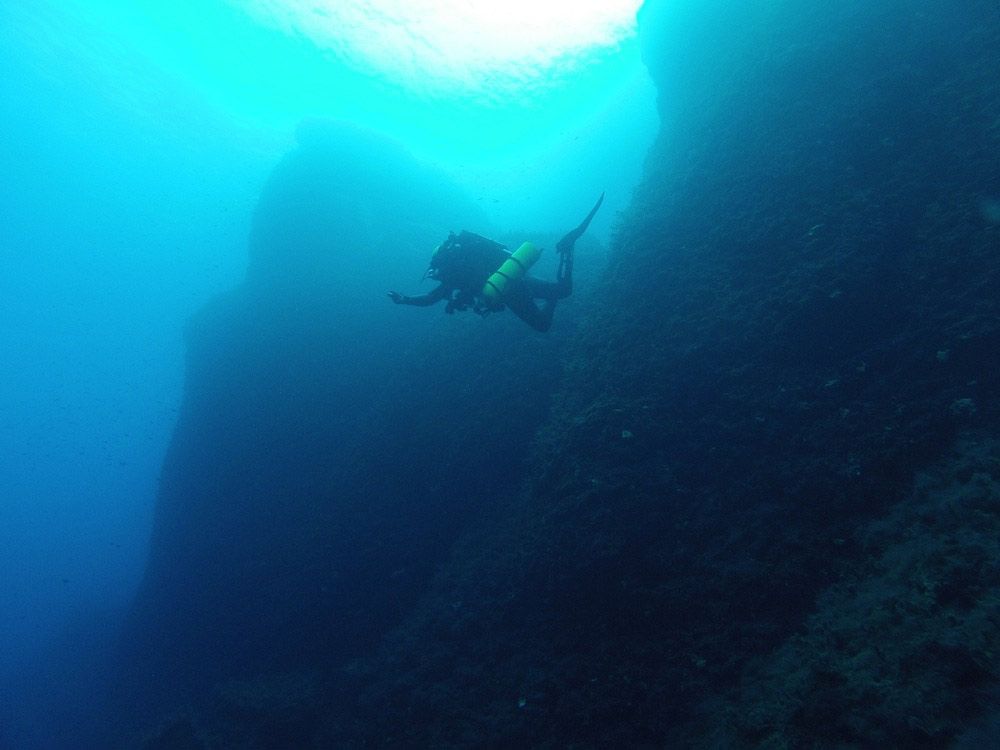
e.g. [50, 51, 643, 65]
[1, 2, 654, 746]
[6, 0, 999, 747]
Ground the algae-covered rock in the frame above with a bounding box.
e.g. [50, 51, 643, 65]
[721, 436, 1000, 748]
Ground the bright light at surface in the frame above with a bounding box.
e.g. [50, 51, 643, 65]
[232, 0, 642, 103]
[20, 0, 656, 238]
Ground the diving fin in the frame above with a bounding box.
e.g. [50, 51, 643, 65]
[557, 192, 605, 255]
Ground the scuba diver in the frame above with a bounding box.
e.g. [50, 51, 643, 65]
[388, 194, 604, 332]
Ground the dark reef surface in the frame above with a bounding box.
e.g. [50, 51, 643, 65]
[123, 0, 1000, 748]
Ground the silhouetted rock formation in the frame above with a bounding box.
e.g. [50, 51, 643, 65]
[113, 121, 570, 742]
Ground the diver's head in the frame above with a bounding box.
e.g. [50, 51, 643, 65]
[423, 245, 443, 280]
[424, 232, 456, 280]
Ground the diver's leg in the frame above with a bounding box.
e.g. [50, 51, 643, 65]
[556, 245, 573, 297]
[552, 193, 603, 298]
[504, 287, 554, 332]
[522, 276, 568, 301]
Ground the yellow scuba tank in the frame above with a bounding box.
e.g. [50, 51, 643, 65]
[482, 241, 541, 307]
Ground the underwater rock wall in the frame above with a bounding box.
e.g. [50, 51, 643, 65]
[318, 1, 1000, 747]
[721, 435, 1000, 746]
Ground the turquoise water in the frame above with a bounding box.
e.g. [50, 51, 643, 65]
[0, 2, 654, 745]
[6, 1, 654, 227]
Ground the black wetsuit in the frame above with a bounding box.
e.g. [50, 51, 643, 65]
[392, 194, 602, 332]
[400, 249, 571, 332]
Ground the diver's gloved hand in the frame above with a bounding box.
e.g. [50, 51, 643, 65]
[388, 291, 405, 304]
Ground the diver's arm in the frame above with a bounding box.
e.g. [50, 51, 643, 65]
[388, 284, 450, 307]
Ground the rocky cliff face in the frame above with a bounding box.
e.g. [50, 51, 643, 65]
[319, 1, 1000, 747]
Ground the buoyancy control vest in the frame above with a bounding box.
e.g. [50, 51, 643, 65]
[429, 231, 509, 290]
